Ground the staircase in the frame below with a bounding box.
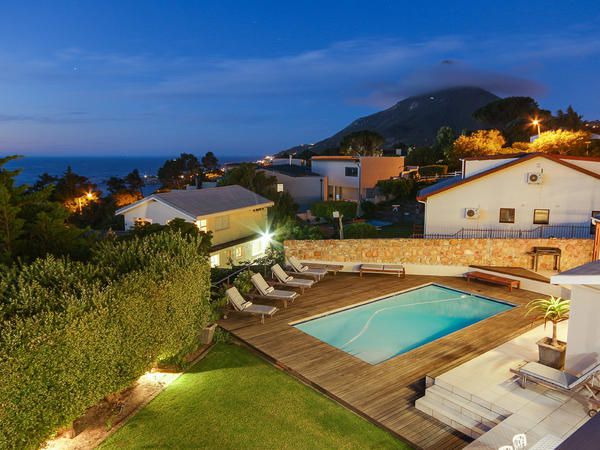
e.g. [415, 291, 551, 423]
[415, 377, 510, 439]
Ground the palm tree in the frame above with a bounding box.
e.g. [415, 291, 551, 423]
[526, 296, 570, 347]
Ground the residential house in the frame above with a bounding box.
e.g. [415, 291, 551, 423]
[115, 185, 274, 267]
[417, 153, 600, 238]
[259, 163, 325, 212]
[310, 155, 405, 203]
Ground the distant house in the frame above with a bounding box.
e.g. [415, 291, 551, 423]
[259, 164, 325, 212]
[115, 185, 274, 267]
[310, 156, 405, 203]
[417, 153, 600, 238]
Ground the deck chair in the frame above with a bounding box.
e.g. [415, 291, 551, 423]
[225, 287, 278, 324]
[286, 256, 327, 280]
[271, 264, 315, 293]
[250, 273, 299, 308]
[511, 361, 600, 416]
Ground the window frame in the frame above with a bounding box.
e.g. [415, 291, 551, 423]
[196, 219, 207, 232]
[533, 209, 550, 225]
[498, 208, 516, 224]
[214, 215, 230, 231]
[344, 166, 358, 177]
[210, 254, 220, 268]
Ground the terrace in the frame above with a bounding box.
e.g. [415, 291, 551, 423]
[220, 273, 544, 449]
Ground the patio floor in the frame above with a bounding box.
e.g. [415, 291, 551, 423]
[219, 273, 544, 449]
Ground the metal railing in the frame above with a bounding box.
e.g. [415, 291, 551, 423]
[413, 224, 593, 240]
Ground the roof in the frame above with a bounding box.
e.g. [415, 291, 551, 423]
[116, 185, 274, 218]
[311, 156, 359, 162]
[416, 176, 462, 199]
[417, 153, 600, 201]
[462, 153, 600, 162]
[262, 165, 321, 177]
[551, 260, 600, 285]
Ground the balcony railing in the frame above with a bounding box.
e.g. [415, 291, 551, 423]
[413, 224, 593, 240]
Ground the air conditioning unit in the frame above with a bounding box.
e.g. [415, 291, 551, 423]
[527, 172, 543, 184]
[464, 207, 480, 219]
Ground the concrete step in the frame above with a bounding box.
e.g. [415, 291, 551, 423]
[425, 384, 508, 428]
[416, 396, 491, 439]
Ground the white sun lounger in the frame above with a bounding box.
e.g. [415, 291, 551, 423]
[250, 273, 299, 308]
[286, 256, 328, 280]
[271, 264, 315, 293]
[225, 287, 278, 324]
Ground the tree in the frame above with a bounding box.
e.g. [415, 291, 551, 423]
[125, 169, 144, 193]
[376, 178, 414, 200]
[474, 97, 552, 143]
[157, 153, 201, 189]
[201, 151, 219, 170]
[433, 126, 456, 162]
[0, 156, 93, 265]
[529, 130, 591, 155]
[52, 166, 99, 213]
[554, 106, 584, 131]
[339, 130, 384, 156]
[447, 130, 509, 168]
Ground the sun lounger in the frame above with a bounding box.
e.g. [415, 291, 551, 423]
[286, 256, 328, 280]
[359, 263, 405, 278]
[250, 273, 299, 308]
[271, 264, 315, 293]
[225, 287, 278, 324]
[511, 361, 600, 416]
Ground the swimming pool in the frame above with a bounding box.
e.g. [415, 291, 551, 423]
[293, 284, 513, 364]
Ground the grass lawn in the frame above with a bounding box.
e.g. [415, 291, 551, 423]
[376, 223, 413, 238]
[101, 343, 410, 449]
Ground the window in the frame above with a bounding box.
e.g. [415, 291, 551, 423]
[210, 254, 220, 268]
[214, 215, 230, 231]
[234, 246, 243, 259]
[276, 183, 284, 192]
[592, 211, 600, 234]
[195, 219, 207, 232]
[533, 209, 550, 225]
[345, 167, 358, 177]
[499, 208, 515, 224]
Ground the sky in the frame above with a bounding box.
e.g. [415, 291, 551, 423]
[0, 0, 599, 157]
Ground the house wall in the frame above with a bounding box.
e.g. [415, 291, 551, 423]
[209, 236, 266, 268]
[565, 284, 600, 374]
[122, 199, 193, 229]
[563, 158, 600, 174]
[284, 238, 593, 272]
[424, 157, 600, 235]
[259, 169, 324, 211]
[311, 159, 360, 201]
[208, 207, 269, 246]
[463, 158, 518, 178]
[359, 156, 405, 191]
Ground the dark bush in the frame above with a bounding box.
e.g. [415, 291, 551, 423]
[344, 223, 378, 239]
[360, 201, 377, 219]
[418, 165, 448, 177]
[311, 201, 358, 220]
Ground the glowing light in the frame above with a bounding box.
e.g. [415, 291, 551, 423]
[85, 192, 94, 200]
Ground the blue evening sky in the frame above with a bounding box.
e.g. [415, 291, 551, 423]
[0, 0, 599, 156]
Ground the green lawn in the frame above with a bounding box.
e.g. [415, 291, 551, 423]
[101, 343, 410, 449]
[376, 223, 413, 238]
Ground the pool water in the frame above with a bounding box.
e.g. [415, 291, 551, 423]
[294, 284, 513, 364]
[367, 219, 393, 227]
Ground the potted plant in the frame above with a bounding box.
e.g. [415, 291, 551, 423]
[526, 296, 570, 369]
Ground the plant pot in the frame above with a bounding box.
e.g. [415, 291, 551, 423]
[199, 323, 218, 345]
[537, 337, 567, 369]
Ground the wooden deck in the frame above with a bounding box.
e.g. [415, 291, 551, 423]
[219, 273, 542, 449]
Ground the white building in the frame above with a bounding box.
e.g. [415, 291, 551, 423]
[115, 185, 274, 267]
[311, 155, 405, 202]
[259, 164, 325, 212]
[417, 153, 600, 238]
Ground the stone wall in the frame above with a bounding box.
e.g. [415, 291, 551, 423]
[284, 238, 594, 272]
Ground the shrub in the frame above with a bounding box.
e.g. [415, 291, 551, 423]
[0, 231, 211, 449]
[418, 165, 448, 177]
[311, 201, 357, 220]
[376, 178, 414, 200]
[344, 223, 378, 239]
[360, 201, 377, 219]
[233, 269, 255, 295]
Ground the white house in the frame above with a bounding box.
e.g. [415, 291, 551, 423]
[259, 164, 325, 212]
[417, 153, 600, 238]
[310, 155, 405, 203]
[115, 185, 274, 267]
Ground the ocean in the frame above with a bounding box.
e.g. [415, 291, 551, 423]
[3, 155, 261, 195]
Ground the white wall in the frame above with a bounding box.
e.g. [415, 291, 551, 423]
[463, 158, 518, 178]
[311, 160, 360, 192]
[122, 199, 193, 229]
[563, 158, 600, 175]
[424, 157, 600, 235]
[259, 169, 323, 210]
[565, 284, 600, 374]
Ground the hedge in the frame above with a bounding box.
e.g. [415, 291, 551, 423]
[0, 232, 211, 449]
[344, 223, 378, 239]
[311, 201, 358, 220]
[418, 164, 448, 177]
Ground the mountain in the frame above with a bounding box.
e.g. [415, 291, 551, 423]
[284, 87, 500, 155]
